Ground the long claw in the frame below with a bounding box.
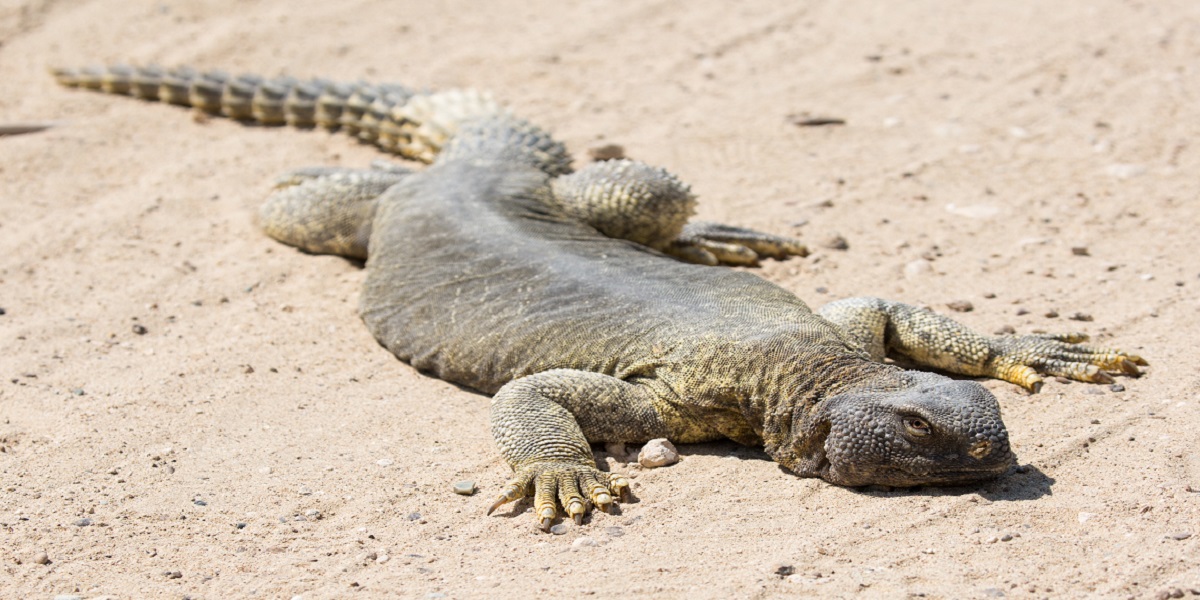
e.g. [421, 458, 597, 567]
[539, 517, 553, 532]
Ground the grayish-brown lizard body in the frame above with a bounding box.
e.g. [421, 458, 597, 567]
[55, 64, 1146, 531]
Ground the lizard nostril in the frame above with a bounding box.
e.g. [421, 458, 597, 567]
[968, 440, 992, 459]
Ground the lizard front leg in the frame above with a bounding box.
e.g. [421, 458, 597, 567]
[488, 369, 677, 531]
[818, 297, 1146, 392]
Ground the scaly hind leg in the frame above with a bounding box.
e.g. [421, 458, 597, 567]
[259, 164, 411, 259]
[550, 159, 807, 266]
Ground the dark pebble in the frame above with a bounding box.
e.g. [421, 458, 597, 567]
[0, 307, 6, 316]
[773, 563, 796, 577]
[193, 499, 207, 506]
[1071, 246, 1090, 256]
[947, 300, 974, 312]
[1015, 308, 1030, 316]
[1044, 310, 1059, 318]
[587, 143, 626, 161]
[235, 522, 247, 529]
[132, 323, 148, 335]
[74, 518, 92, 527]
[1069, 312, 1094, 322]
[164, 570, 182, 579]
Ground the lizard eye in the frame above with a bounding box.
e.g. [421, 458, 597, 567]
[904, 417, 932, 437]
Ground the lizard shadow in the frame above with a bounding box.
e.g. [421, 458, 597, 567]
[674, 440, 1055, 502]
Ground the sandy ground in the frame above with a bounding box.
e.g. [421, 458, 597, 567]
[1, 0, 1198, 598]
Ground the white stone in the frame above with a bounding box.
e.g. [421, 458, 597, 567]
[637, 439, 679, 468]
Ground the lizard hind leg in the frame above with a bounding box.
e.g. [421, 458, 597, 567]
[551, 159, 807, 265]
[549, 159, 698, 249]
[259, 165, 409, 260]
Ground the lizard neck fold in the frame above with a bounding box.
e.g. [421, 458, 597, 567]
[752, 348, 911, 473]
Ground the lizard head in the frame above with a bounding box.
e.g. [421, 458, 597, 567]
[782, 372, 1017, 487]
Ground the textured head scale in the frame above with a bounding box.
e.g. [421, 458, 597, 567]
[786, 372, 1016, 487]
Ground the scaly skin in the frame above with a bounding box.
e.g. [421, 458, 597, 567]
[55, 64, 1146, 532]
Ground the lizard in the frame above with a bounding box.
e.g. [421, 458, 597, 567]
[54, 64, 1147, 531]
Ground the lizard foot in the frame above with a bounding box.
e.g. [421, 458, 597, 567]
[665, 221, 808, 266]
[987, 332, 1147, 392]
[487, 461, 630, 531]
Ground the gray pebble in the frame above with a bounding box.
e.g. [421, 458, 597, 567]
[549, 523, 569, 535]
[304, 509, 321, 519]
[298, 487, 312, 496]
[1169, 531, 1191, 540]
[193, 499, 207, 506]
[74, 517, 92, 527]
[1015, 307, 1030, 316]
[1068, 312, 1094, 322]
[164, 570, 182, 579]
[452, 480, 476, 496]
[820, 234, 849, 251]
[235, 522, 247, 529]
[1110, 384, 1126, 392]
[71, 388, 86, 396]
[1000, 534, 1013, 542]
[33, 551, 50, 565]
[407, 512, 421, 521]
[772, 562, 796, 577]
[605, 526, 625, 537]
[53, 596, 83, 600]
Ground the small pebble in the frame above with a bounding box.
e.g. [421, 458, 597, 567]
[993, 325, 1016, 335]
[376, 458, 394, 467]
[164, 570, 182, 579]
[0, 308, 6, 316]
[298, 487, 312, 496]
[772, 563, 796, 577]
[1071, 246, 1090, 256]
[1000, 534, 1013, 542]
[1015, 308, 1030, 316]
[985, 536, 999, 543]
[587, 143, 626, 161]
[407, 512, 421, 521]
[1053, 377, 1072, 385]
[571, 536, 598, 548]
[605, 526, 625, 537]
[820, 234, 849, 250]
[376, 554, 390, 564]
[946, 300, 974, 312]
[304, 509, 321, 519]
[1169, 531, 1192, 541]
[74, 517, 92, 527]
[452, 481, 476, 496]
[235, 522, 247, 529]
[1109, 384, 1126, 392]
[1084, 387, 1105, 395]
[638, 438, 679, 468]
[33, 552, 50, 565]
[132, 323, 148, 335]
[71, 388, 86, 396]
[549, 523, 569, 535]
[1069, 312, 1093, 322]
[1044, 310, 1059, 318]
[194, 499, 207, 506]
[362, 551, 377, 563]
[904, 259, 933, 280]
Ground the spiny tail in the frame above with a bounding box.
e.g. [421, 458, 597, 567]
[51, 63, 511, 164]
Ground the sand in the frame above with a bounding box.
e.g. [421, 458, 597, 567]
[1, 0, 1197, 597]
